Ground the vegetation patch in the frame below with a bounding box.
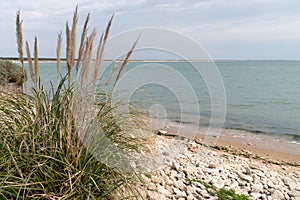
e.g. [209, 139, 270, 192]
[186, 178, 250, 200]
[0, 6, 143, 199]
[0, 60, 25, 86]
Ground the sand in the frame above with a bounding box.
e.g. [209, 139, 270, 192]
[156, 124, 300, 166]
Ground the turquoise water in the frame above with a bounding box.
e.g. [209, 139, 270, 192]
[218, 61, 300, 142]
[28, 60, 300, 143]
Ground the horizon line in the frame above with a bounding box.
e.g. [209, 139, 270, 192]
[1, 57, 300, 62]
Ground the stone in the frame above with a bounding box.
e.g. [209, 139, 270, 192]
[157, 185, 172, 197]
[237, 171, 253, 182]
[147, 182, 156, 191]
[170, 170, 178, 179]
[204, 168, 217, 174]
[173, 187, 181, 194]
[166, 178, 174, 186]
[186, 185, 196, 195]
[288, 190, 300, 197]
[176, 191, 187, 198]
[192, 181, 206, 190]
[147, 190, 166, 200]
[261, 194, 267, 200]
[254, 170, 265, 177]
[296, 183, 300, 191]
[188, 143, 200, 153]
[200, 190, 211, 198]
[208, 163, 217, 169]
[187, 194, 194, 200]
[284, 193, 290, 200]
[273, 184, 282, 190]
[245, 167, 251, 175]
[213, 182, 225, 189]
[252, 183, 264, 192]
[229, 181, 239, 190]
[157, 130, 168, 135]
[237, 179, 247, 186]
[164, 167, 171, 175]
[250, 192, 262, 199]
[224, 179, 232, 186]
[271, 190, 285, 200]
[267, 181, 275, 189]
[178, 198, 187, 200]
[288, 182, 296, 190]
[195, 137, 202, 144]
[151, 176, 159, 183]
[249, 163, 260, 170]
[172, 161, 181, 171]
[184, 166, 195, 177]
[176, 180, 186, 191]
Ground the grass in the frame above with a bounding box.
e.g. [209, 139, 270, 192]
[0, 6, 144, 199]
[186, 178, 250, 200]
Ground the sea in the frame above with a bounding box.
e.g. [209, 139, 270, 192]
[26, 60, 300, 148]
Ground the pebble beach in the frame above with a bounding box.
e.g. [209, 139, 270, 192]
[124, 133, 300, 200]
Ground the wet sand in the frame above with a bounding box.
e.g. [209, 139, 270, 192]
[211, 135, 300, 165]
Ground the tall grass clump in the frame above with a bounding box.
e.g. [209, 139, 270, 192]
[0, 7, 144, 199]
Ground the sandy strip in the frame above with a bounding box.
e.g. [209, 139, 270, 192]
[157, 125, 300, 166]
[213, 136, 300, 166]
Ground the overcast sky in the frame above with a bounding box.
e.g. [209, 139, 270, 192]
[1, 0, 300, 60]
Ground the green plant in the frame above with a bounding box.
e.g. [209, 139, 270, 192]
[186, 179, 250, 200]
[0, 60, 25, 86]
[0, 6, 143, 199]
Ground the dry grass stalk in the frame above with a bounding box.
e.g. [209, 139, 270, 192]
[16, 10, 25, 91]
[34, 37, 38, 88]
[66, 22, 71, 85]
[65, 22, 72, 155]
[56, 32, 62, 76]
[105, 59, 122, 86]
[81, 29, 96, 86]
[103, 15, 113, 43]
[92, 33, 103, 86]
[66, 6, 79, 159]
[65, 6, 79, 87]
[112, 36, 140, 91]
[75, 13, 90, 74]
[25, 41, 34, 84]
[92, 15, 114, 87]
[70, 6, 78, 69]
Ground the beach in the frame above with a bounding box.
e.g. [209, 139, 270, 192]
[116, 132, 300, 199]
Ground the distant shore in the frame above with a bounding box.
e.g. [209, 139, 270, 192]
[2, 57, 300, 63]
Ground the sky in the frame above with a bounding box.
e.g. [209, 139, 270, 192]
[1, 0, 300, 60]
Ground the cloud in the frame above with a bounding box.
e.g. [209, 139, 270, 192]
[1, 0, 300, 59]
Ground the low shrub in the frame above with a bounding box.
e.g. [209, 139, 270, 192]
[0, 60, 25, 86]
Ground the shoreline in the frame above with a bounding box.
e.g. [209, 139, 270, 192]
[211, 135, 300, 166]
[154, 123, 300, 166]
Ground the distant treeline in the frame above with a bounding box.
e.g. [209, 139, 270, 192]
[0, 57, 66, 61]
